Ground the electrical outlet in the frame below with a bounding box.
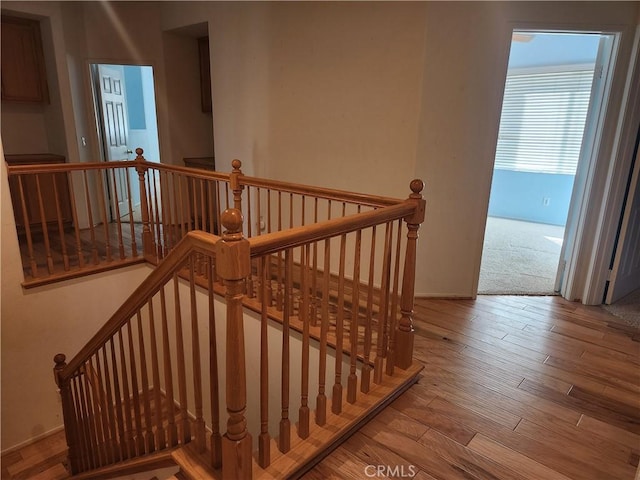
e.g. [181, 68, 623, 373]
[543, 197, 551, 207]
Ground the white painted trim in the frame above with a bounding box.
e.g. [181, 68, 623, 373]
[583, 25, 640, 305]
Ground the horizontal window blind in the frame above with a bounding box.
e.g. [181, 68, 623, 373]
[494, 68, 595, 175]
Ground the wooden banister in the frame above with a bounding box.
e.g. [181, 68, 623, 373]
[57, 230, 220, 382]
[248, 202, 415, 257]
[215, 208, 253, 479]
[54, 354, 80, 474]
[395, 179, 426, 370]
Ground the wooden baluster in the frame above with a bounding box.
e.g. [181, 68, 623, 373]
[215, 180, 223, 235]
[147, 298, 166, 449]
[76, 367, 97, 469]
[136, 311, 155, 454]
[17, 176, 38, 277]
[315, 238, 330, 426]
[110, 169, 126, 260]
[96, 170, 112, 263]
[126, 320, 145, 455]
[224, 183, 230, 210]
[298, 244, 311, 438]
[246, 187, 255, 298]
[177, 174, 186, 238]
[35, 174, 55, 273]
[386, 220, 403, 376]
[216, 209, 252, 479]
[188, 260, 206, 451]
[276, 192, 283, 311]
[160, 286, 178, 446]
[258, 256, 270, 468]
[66, 171, 85, 268]
[279, 248, 292, 452]
[192, 177, 200, 232]
[165, 172, 177, 250]
[52, 173, 70, 270]
[332, 234, 347, 414]
[374, 223, 392, 385]
[158, 171, 170, 255]
[265, 189, 273, 306]
[109, 338, 129, 460]
[208, 180, 216, 234]
[70, 374, 89, 471]
[83, 171, 100, 265]
[84, 357, 107, 466]
[396, 180, 426, 369]
[135, 148, 155, 258]
[361, 225, 377, 393]
[95, 349, 116, 463]
[54, 354, 80, 474]
[125, 167, 138, 257]
[207, 260, 222, 468]
[172, 273, 191, 445]
[100, 346, 121, 462]
[117, 329, 136, 457]
[310, 198, 319, 326]
[348, 225, 362, 404]
[152, 170, 163, 258]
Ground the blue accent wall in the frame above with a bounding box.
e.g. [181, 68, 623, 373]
[123, 66, 146, 129]
[509, 33, 600, 69]
[488, 170, 575, 226]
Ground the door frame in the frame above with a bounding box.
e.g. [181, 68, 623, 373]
[498, 21, 640, 305]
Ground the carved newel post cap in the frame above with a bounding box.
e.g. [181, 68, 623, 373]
[54, 353, 66, 366]
[410, 179, 424, 198]
[221, 208, 244, 237]
[231, 159, 242, 171]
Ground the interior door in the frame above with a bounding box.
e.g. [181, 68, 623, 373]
[97, 64, 131, 216]
[606, 127, 640, 304]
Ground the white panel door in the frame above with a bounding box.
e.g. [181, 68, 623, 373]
[98, 64, 131, 216]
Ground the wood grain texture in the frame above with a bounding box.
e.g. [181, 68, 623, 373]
[5, 296, 639, 480]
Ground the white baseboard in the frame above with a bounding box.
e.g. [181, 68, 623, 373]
[1, 424, 65, 456]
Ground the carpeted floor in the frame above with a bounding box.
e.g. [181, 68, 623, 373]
[478, 217, 564, 295]
[602, 288, 640, 329]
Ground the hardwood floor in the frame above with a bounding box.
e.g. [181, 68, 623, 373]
[3, 296, 639, 479]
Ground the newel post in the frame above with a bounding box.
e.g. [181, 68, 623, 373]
[134, 148, 155, 258]
[395, 179, 426, 370]
[54, 354, 80, 474]
[215, 208, 253, 479]
[230, 159, 244, 211]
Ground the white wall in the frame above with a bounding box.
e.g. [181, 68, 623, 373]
[0, 142, 154, 451]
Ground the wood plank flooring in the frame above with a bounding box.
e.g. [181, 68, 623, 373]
[3, 295, 639, 479]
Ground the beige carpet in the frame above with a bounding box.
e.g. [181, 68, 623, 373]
[602, 288, 640, 329]
[479, 217, 564, 295]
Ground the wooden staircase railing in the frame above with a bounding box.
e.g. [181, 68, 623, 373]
[31, 151, 427, 478]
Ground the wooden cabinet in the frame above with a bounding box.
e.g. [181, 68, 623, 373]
[1, 15, 49, 103]
[6, 154, 72, 235]
[198, 37, 212, 113]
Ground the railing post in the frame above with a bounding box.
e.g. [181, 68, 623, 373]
[395, 179, 425, 370]
[54, 354, 80, 474]
[134, 148, 156, 258]
[230, 159, 244, 211]
[216, 208, 253, 479]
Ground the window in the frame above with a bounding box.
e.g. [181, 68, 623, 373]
[494, 65, 596, 175]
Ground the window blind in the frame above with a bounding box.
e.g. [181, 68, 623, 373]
[494, 67, 595, 175]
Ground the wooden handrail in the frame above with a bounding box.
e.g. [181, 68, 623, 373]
[5, 160, 138, 174]
[59, 230, 220, 381]
[239, 174, 403, 208]
[248, 201, 415, 257]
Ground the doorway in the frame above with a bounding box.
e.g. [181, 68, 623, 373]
[90, 63, 161, 222]
[479, 31, 614, 295]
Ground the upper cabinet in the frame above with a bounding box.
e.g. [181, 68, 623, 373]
[1, 15, 49, 103]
